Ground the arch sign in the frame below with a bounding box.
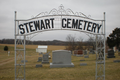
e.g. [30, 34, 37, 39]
[18, 16, 102, 34]
[15, 5, 106, 80]
[17, 5, 103, 36]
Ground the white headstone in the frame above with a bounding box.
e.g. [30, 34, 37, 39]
[8, 51, 10, 56]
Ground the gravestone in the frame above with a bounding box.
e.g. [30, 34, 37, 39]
[36, 64, 42, 67]
[37, 57, 42, 62]
[50, 50, 74, 68]
[42, 54, 49, 64]
[107, 50, 115, 58]
[75, 50, 83, 57]
[8, 51, 10, 56]
[21, 60, 28, 63]
[93, 50, 95, 54]
[84, 55, 89, 58]
[118, 48, 120, 56]
[39, 52, 43, 55]
[83, 50, 87, 55]
[80, 63, 87, 66]
[113, 60, 120, 63]
[78, 50, 83, 54]
[74, 50, 77, 56]
[80, 59, 85, 61]
[89, 49, 95, 54]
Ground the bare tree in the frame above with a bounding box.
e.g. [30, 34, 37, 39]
[66, 34, 77, 51]
[87, 37, 96, 50]
[77, 37, 84, 50]
[86, 35, 103, 50]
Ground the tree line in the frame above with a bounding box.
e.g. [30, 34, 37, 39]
[0, 38, 94, 48]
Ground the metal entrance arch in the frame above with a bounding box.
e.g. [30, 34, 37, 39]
[14, 5, 106, 80]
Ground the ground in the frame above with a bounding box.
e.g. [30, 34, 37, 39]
[0, 44, 120, 80]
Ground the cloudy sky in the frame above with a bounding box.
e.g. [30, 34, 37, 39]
[0, 0, 120, 41]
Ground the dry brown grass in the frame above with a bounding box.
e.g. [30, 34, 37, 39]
[0, 44, 66, 50]
[48, 45, 66, 51]
[0, 44, 120, 80]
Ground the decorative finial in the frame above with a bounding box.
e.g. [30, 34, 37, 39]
[59, 4, 64, 10]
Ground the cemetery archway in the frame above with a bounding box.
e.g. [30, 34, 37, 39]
[14, 5, 106, 80]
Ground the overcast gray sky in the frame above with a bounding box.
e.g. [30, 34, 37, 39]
[0, 0, 120, 41]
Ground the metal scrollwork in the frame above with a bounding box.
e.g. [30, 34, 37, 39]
[49, 8, 58, 15]
[66, 9, 74, 15]
[35, 12, 45, 17]
[88, 15, 91, 18]
[35, 4, 91, 18]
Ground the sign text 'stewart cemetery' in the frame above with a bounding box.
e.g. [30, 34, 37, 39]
[19, 18, 102, 34]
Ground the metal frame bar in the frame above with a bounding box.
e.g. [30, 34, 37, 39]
[14, 11, 17, 80]
[24, 35, 26, 80]
[103, 12, 106, 80]
[16, 15, 104, 21]
[16, 28, 105, 36]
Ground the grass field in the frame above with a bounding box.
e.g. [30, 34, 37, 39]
[0, 44, 120, 80]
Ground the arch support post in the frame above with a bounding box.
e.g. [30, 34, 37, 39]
[95, 12, 106, 80]
[14, 11, 26, 80]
